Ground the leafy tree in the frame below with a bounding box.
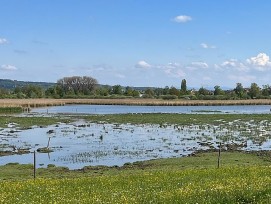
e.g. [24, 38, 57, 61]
[248, 83, 261, 99]
[163, 86, 170, 95]
[214, 85, 225, 95]
[180, 79, 187, 95]
[154, 88, 164, 97]
[234, 83, 244, 98]
[198, 87, 209, 95]
[96, 86, 110, 96]
[144, 88, 155, 98]
[111, 85, 123, 95]
[132, 90, 140, 97]
[124, 86, 134, 96]
[262, 85, 271, 96]
[169, 86, 180, 96]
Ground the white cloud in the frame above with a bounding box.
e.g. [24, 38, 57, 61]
[200, 43, 216, 49]
[163, 63, 185, 78]
[1, 64, 18, 71]
[0, 38, 8, 44]
[135, 60, 152, 69]
[246, 53, 271, 71]
[190, 62, 209, 69]
[220, 59, 249, 72]
[173, 15, 192, 23]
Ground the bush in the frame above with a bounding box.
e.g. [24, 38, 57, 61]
[161, 95, 178, 100]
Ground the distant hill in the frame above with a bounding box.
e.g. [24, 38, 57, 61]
[0, 79, 55, 90]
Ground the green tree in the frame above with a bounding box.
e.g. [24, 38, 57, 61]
[214, 85, 224, 95]
[132, 90, 140, 97]
[163, 86, 170, 95]
[124, 86, 134, 96]
[169, 86, 180, 96]
[111, 85, 123, 95]
[248, 83, 261, 99]
[234, 83, 244, 98]
[198, 87, 209, 95]
[262, 85, 271, 96]
[144, 88, 155, 98]
[180, 79, 187, 95]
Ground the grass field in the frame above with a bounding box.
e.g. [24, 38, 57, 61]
[1, 152, 271, 203]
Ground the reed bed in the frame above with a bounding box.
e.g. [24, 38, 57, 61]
[1, 98, 271, 108]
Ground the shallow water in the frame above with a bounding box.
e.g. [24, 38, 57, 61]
[31, 104, 271, 115]
[1, 119, 271, 169]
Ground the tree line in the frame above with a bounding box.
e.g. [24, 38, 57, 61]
[0, 76, 270, 100]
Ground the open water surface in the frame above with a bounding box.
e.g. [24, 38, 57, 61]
[31, 104, 271, 115]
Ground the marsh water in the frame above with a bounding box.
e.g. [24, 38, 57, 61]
[31, 104, 271, 115]
[1, 104, 271, 169]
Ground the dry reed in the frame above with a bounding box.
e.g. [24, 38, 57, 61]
[1, 98, 271, 108]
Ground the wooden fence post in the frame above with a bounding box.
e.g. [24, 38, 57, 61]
[217, 142, 221, 168]
[34, 151, 36, 179]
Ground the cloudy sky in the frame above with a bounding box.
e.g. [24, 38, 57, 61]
[1, 0, 271, 88]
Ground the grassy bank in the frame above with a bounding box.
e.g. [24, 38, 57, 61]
[84, 113, 271, 125]
[0, 116, 71, 129]
[0, 107, 23, 114]
[1, 98, 271, 108]
[1, 152, 271, 203]
[0, 113, 270, 128]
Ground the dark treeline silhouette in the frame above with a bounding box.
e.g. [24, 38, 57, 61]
[0, 76, 271, 100]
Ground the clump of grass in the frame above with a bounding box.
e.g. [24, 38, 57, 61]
[0, 107, 23, 114]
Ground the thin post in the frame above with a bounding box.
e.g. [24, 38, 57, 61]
[47, 137, 51, 148]
[217, 142, 221, 168]
[34, 151, 36, 179]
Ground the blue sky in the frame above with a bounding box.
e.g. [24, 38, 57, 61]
[1, 0, 271, 88]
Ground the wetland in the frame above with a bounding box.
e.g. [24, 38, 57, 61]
[1, 109, 271, 169]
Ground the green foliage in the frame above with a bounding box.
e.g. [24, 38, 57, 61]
[235, 83, 244, 98]
[143, 88, 155, 98]
[161, 95, 178, 100]
[0, 107, 23, 114]
[198, 87, 210, 96]
[214, 85, 225, 95]
[111, 85, 123, 95]
[169, 86, 180, 96]
[249, 82, 261, 98]
[180, 78, 187, 94]
[262, 85, 271, 96]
